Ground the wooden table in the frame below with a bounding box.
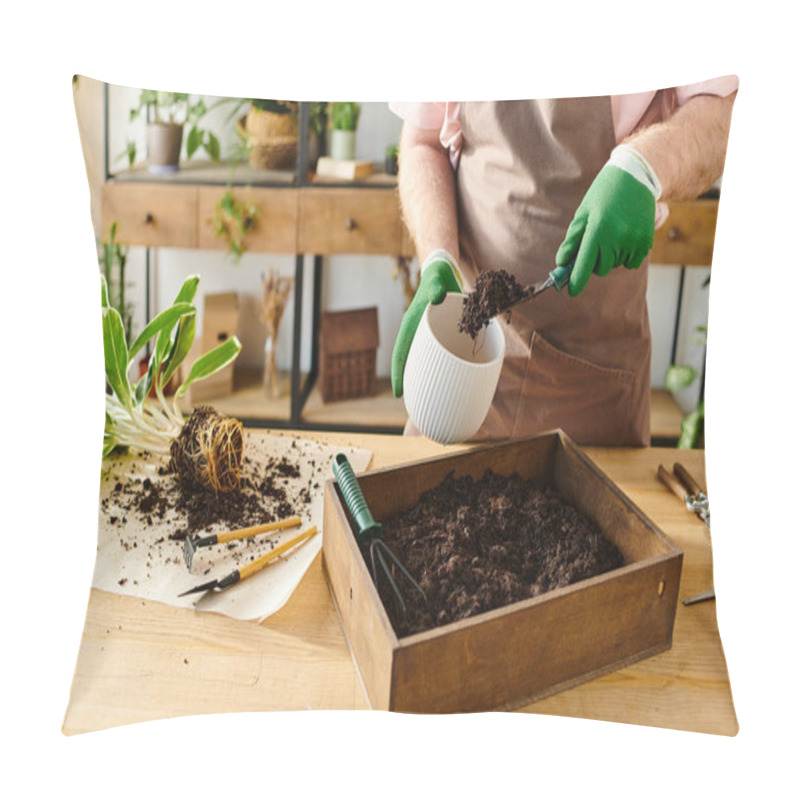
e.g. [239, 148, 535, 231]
[62, 431, 737, 736]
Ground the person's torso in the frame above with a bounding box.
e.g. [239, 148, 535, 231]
[454, 99, 651, 444]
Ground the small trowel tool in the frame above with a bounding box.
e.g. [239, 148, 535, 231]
[492, 260, 574, 319]
[178, 525, 317, 596]
[183, 515, 302, 570]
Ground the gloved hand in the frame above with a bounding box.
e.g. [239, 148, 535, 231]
[556, 144, 661, 297]
[391, 250, 463, 397]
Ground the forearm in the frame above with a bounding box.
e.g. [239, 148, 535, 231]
[397, 122, 460, 263]
[626, 92, 737, 202]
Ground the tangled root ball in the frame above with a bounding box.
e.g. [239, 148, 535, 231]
[169, 406, 244, 492]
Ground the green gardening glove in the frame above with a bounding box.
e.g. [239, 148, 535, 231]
[556, 144, 660, 297]
[391, 250, 462, 397]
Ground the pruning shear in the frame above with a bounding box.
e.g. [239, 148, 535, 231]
[657, 463, 710, 528]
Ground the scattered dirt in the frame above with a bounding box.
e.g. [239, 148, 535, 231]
[101, 441, 316, 542]
[458, 269, 526, 339]
[371, 469, 625, 638]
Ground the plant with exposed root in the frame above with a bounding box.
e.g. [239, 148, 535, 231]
[102, 273, 244, 492]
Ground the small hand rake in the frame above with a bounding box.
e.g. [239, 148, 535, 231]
[332, 453, 427, 619]
[183, 516, 303, 570]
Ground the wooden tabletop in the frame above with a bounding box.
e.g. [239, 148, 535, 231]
[62, 431, 737, 736]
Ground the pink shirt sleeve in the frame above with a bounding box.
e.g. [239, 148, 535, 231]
[612, 74, 739, 141]
[389, 101, 461, 168]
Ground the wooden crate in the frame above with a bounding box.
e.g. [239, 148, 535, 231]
[322, 430, 683, 713]
[319, 307, 379, 402]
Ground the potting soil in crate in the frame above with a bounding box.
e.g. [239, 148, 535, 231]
[375, 469, 625, 637]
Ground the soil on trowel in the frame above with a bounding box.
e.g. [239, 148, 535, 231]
[372, 469, 625, 638]
[458, 269, 526, 339]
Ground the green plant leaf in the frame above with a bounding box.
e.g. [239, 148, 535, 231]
[186, 125, 201, 159]
[135, 358, 154, 404]
[187, 98, 207, 123]
[205, 132, 221, 161]
[150, 275, 201, 385]
[101, 275, 110, 308]
[220, 191, 235, 214]
[665, 364, 698, 393]
[331, 101, 360, 131]
[102, 417, 119, 457]
[127, 302, 195, 364]
[176, 336, 242, 398]
[161, 312, 197, 386]
[103, 307, 132, 407]
[174, 274, 200, 305]
[678, 401, 705, 449]
[102, 440, 118, 458]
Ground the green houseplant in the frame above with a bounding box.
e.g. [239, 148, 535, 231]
[664, 324, 707, 449]
[102, 273, 243, 492]
[213, 190, 260, 263]
[98, 221, 133, 343]
[127, 90, 221, 173]
[329, 102, 361, 161]
[664, 275, 710, 449]
[385, 143, 399, 175]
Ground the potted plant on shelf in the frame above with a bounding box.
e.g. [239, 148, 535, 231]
[128, 89, 221, 173]
[385, 143, 399, 175]
[234, 99, 299, 170]
[329, 102, 361, 161]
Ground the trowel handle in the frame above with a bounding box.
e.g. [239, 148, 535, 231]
[550, 263, 573, 291]
[333, 453, 383, 545]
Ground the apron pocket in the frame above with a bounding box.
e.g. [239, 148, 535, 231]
[513, 331, 642, 445]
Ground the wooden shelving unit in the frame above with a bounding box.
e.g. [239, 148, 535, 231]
[102, 90, 716, 444]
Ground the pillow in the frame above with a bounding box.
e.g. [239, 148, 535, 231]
[64, 76, 738, 740]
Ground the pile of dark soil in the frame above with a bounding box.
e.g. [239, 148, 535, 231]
[458, 269, 526, 339]
[373, 469, 625, 637]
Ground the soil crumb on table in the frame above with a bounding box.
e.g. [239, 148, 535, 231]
[458, 269, 526, 339]
[101, 447, 311, 541]
[374, 470, 625, 637]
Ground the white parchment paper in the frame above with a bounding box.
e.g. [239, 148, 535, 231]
[93, 432, 371, 621]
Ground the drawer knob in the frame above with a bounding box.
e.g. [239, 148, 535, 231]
[344, 217, 357, 231]
[667, 226, 680, 242]
[144, 212, 154, 225]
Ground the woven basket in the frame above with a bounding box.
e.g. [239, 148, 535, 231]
[237, 114, 298, 170]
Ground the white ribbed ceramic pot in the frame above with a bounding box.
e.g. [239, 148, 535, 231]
[404, 293, 505, 444]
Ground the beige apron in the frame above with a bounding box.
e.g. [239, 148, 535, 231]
[455, 98, 651, 446]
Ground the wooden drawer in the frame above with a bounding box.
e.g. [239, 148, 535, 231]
[298, 188, 403, 255]
[101, 183, 197, 248]
[197, 187, 298, 254]
[651, 199, 718, 267]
